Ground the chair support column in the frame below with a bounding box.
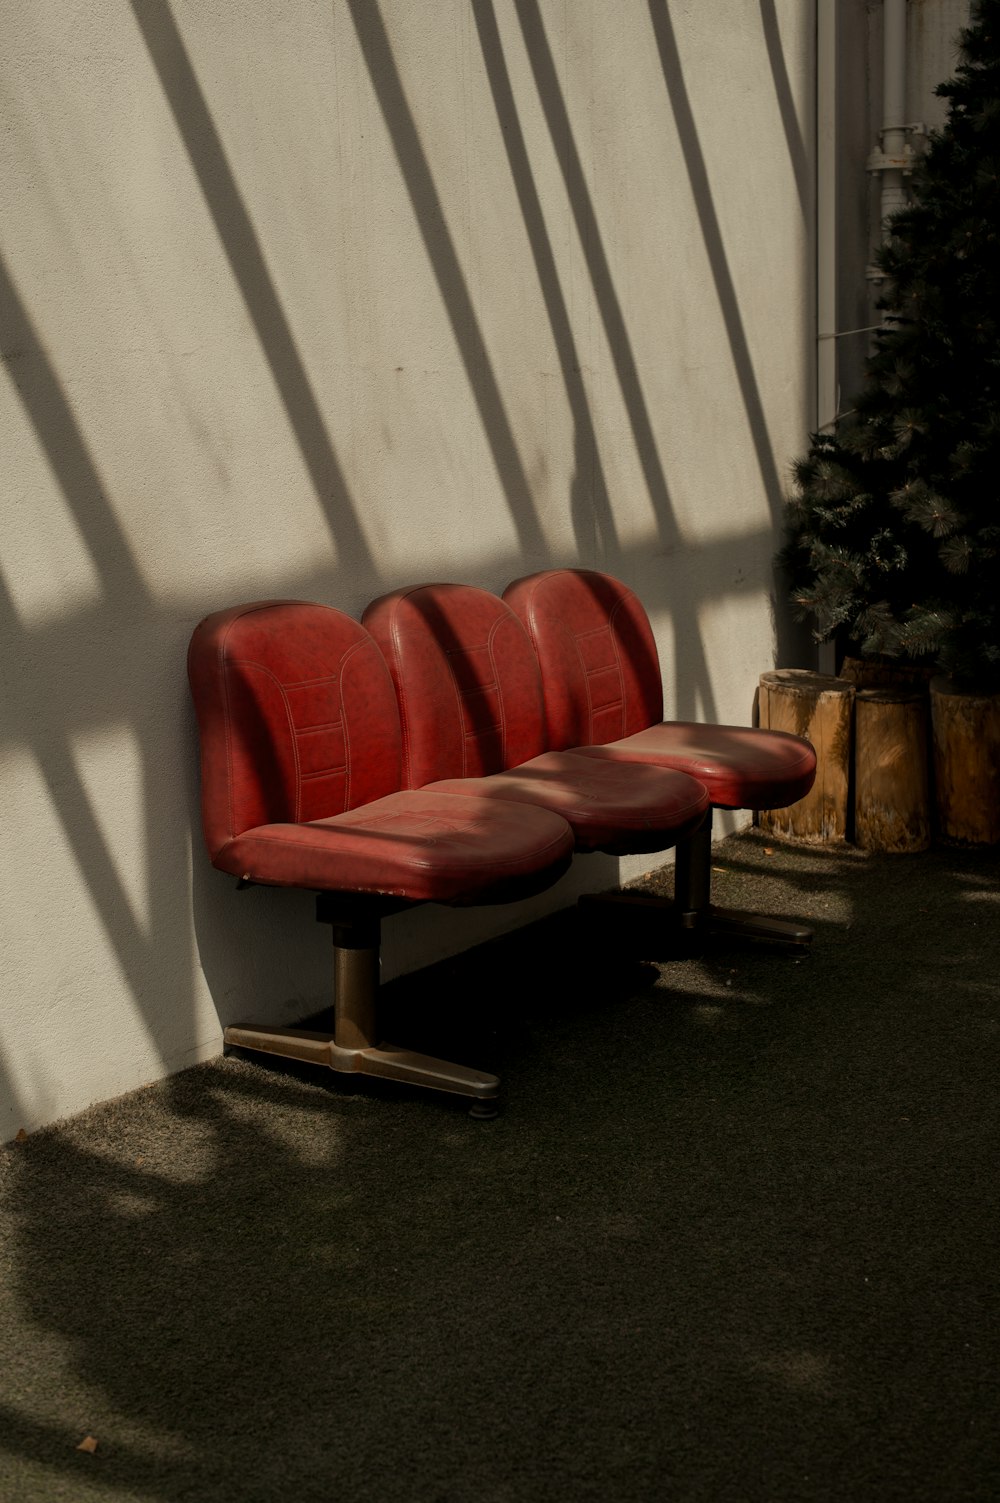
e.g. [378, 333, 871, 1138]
[672, 808, 714, 929]
[580, 807, 812, 952]
[677, 808, 813, 950]
[330, 916, 380, 1052]
[223, 900, 500, 1114]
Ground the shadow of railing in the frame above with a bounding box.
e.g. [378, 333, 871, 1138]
[647, 0, 813, 669]
[471, 0, 620, 570]
[2, 0, 813, 1142]
[346, 0, 548, 562]
[511, 0, 736, 722]
[759, 0, 810, 221]
[16, 7, 992, 1492]
[127, 0, 375, 573]
[0, 257, 196, 1072]
[646, 0, 785, 533]
[3, 838, 999, 1498]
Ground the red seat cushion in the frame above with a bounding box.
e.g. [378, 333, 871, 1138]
[188, 600, 575, 903]
[364, 582, 711, 854]
[429, 750, 709, 856]
[502, 568, 663, 745]
[188, 600, 405, 857]
[363, 582, 549, 786]
[571, 725, 817, 811]
[210, 789, 574, 904]
[504, 569, 817, 811]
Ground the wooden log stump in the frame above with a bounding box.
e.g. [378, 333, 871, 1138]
[839, 655, 934, 693]
[930, 678, 1000, 845]
[854, 689, 930, 853]
[758, 670, 854, 843]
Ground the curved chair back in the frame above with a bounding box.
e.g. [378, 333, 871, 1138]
[363, 583, 548, 787]
[503, 569, 663, 748]
[188, 601, 403, 860]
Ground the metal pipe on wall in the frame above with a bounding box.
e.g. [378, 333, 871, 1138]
[867, 0, 910, 313]
[880, 0, 910, 226]
[816, 0, 839, 438]
[815, 0, 839, 674]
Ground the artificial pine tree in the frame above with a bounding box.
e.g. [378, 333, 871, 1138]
[780, 0, 1000, 689]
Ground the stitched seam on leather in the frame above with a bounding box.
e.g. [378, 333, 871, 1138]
[387, 614, 416, 787]
[339, 637, 371, 811]
[486, 617, 508, 769]
[607, 597, 633, 738]
[455, 640, 503, 754]
[214, 603, 331, 841]
[281, 673, 341, 689]
[300, 767, 348, 780]
[219, 607, 289, 842]
[442, 637, 483, 780]
[230, 829, 570, 870]
[573, 622, 620, 686]
[584, 655, 624, 721]
[233, 660, 301, 822]
[567, 626, 597, 743]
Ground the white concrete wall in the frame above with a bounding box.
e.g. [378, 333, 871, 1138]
[1, 0, 815, 1136]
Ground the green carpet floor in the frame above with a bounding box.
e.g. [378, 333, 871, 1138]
[2, 831, 999, 1502]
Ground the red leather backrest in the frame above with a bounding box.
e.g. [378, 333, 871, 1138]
[363, 584, 548, 786]
[503, 569, 663, 747]
[187, 601, 403, 857]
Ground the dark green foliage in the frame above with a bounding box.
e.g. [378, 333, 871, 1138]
[780, 0, 1000, 688]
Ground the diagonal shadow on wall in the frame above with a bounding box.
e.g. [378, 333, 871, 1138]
[512, 0, 681, 546]
[2, 0, 395, 1115]
[1, 1, 811, 1136]
[471, 0, 621, 570]
[646, 0, 786, 532]
[127, 0, 376, 577]
[512, 0, 720, 722]
[759, 0, 811, 222]
[0, 260, 148, 607]
[0, 257, 195, 1077]
[346, 0, 549, 564]
[646, 0, 809, 668]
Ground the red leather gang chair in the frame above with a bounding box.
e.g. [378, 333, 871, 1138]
[188, 600, 578, 1113]
[362, 583, 711, 859]
[503, 569, 818, 949]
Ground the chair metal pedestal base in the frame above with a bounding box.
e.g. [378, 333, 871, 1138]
[697, 907, 812, 947]
[582, 810, 813, 954]
[223, 900, 500, 1113]
[674, 810, 813, 950]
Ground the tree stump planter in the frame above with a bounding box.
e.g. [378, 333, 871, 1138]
[839, 655, 934, 695]
[757, 670, 854, 843]
[929, 678, 1000, 845]
[854, 688, 930, 852]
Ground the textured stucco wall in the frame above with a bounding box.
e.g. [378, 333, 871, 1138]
[2, 0, 814, 1135]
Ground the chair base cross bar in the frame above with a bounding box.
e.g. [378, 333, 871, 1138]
[581, 810, 813, 953]
[223, 897, 500, 1116]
